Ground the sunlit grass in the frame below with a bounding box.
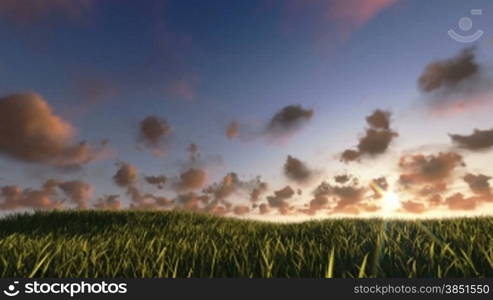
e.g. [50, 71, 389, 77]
[0, 211, 492, 278]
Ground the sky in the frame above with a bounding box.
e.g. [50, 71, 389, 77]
[1, 0, 493, 220]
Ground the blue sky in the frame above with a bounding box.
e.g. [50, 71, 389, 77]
[1, 0, 493, 218]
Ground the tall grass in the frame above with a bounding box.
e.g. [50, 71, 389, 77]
[0, 211, 492, 278]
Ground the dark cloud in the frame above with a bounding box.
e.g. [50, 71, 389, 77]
[334, 174, 351, 184]
[341, 109, 398, 162]
[176, 168, 207, 191]
[266, 105, 314, 137]
[144, 175, 167, 189]
[464, 173, 491, 196]
[113, 162, 138, 188]
[0, 93, 103, 168]
[203, 172, 239, 201]
[283, 155, 312, 183]
[310, 180, 371, 215]
[366, 109, 391, 130]
[267, 185, 295, 215]
[301, 195, 329, 215]
[331, 185, 366, 212]
[450, 128, 493, 151]
[226, 121, 240, 139]
[418, 48, 479, 93]
[418, 47, 493, 114]
[250, 181, 268, 202]
[399, 152, 465, 185]
[112, 162, 143, 205]
[138, 115, 172, 155]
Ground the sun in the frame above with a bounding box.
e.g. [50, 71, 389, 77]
[381, 191, 401, 213]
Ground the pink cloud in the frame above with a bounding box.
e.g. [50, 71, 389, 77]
[327, 0, 398, 38]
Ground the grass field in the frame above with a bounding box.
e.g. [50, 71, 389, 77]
[0, 211, 492, 278]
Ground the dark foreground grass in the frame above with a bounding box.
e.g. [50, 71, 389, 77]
[0, 211, 492, 278]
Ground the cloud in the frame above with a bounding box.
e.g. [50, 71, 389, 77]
[266, 105, 314, 139]
[58, 180, 93, 209]
[283, 155, 312, 183]
[464, 173, 491, 196]
[450, 128, 493, 151]
[203, 172, 240, 201]
[274, 0, 397, 43]
[366, 109, 391, 130]
[341, 109, 398, 162]
[267, 185, 295, 215]
[94, 194, 121, 210]
[144, 175, 167, 189]
[226, 121, 240, 139]
[0, 178, 93, 210]
[0, 93, 103, 168]
[418, 48, 479, 93]
[0, 0, 94, 25]
[258, 203, 271, 214]
[310, 180, 374, 215]
[334, 174, 351, 184]
[175, 192, 208, 211]
[398, 152, 465, 185]
[445, 193, 478, 211]
[250, 180, 268, 202]
[112, 162, 143, 205]
[418, 47, 492, 113]
[301, 194, 329, 215]
[113, 162, 138, 188]
[331, 185, 366, 212]
[0, 183, 61, 210]
[176, 168, 207, 191]
[327, 0, 398, 38]
[370, 177, 388, 199]
[138, 116, 172, 155]
[401, 200, 427, 214]
[233, 205, 250, 215]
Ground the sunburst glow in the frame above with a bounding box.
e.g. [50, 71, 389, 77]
[382, 191, 401, 213]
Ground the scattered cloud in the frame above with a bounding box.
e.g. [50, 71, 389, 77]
[398, 152, 465, 185]
[283, 155, 313, 183]
[418, 47, 493, 114]
[464, 173, 491, 196]
[341, 109, 398, 162]
[266, 105, 314, 140]
[0, 93, 104, 168]
[144, 175, 168, 189]
[267, 185, 295, 215]
[175, 168, 207, 191]
[138, 116, 172, 156]
[58, 180, 93, 209]
[94, 194, 121, 210]
[450, 128, 493, 151]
